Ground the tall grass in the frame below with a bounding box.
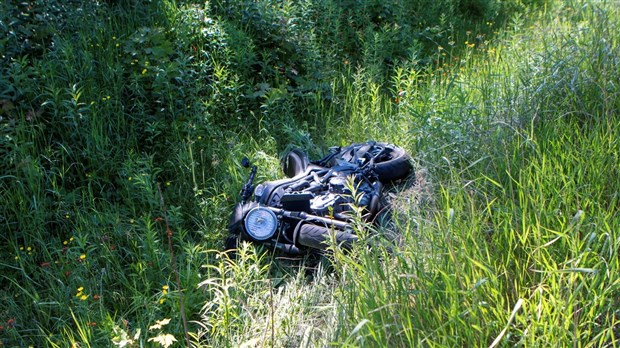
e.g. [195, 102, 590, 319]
[1, 0, 618, 346]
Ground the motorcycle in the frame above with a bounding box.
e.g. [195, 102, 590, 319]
[227, 141, 413, 254]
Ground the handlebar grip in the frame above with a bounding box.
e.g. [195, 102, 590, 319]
[295, 223, 358, 250]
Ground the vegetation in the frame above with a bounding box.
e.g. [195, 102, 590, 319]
[1, 0, 618, 346]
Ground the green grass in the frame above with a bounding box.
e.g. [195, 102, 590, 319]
[1, 0, 618, 346]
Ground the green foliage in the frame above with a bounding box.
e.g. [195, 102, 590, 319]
[3, 0, 619, 346]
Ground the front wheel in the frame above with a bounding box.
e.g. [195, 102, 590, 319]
[295, 223, 358, 250]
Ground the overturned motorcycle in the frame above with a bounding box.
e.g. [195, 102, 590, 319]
[227, 141, 413, 254]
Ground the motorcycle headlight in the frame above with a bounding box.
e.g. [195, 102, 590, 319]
[244, 207, 278, 241]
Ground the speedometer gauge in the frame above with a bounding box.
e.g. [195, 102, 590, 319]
[244, 207, 278, 241]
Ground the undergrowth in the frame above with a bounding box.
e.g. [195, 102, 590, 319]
[1, 0, 618, 346]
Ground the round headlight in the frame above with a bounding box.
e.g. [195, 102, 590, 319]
[244, 207, 278, 241]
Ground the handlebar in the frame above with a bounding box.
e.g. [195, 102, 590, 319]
[240, 165, 257, 203]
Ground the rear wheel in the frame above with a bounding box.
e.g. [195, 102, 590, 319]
[337, 142, 412, 182]
[370, 143, 412, 182]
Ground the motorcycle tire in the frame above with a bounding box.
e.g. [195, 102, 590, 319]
[370, 143, 412, 182]
[295, 223, 358, 250]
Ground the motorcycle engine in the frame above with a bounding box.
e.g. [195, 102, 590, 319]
[254, 168, 381, 220]
[310, 174, 374, 217]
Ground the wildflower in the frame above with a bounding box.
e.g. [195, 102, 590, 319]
[142, 69, 147, 75]
[116, 43, 120, 47]
[78, 286, 84, 292]
[438, 46, 444, 51]
[27, 246, 32, 252]
[19, 246, 24, 251]
[128, 176, 133, 181]
[80, 294, 89, 301]
[162, 285, 169, 295]
[166, 181, 171, 186]
[15, 256, 19, 260]
[70, 237, 74, 242]
[112, 36, 116, 40]
[65, 214, 70, 219]
[63, 240, 68, 245]
[80, 254, 86, 260]
[197, 135, 202, 140]
[159, 298, 165, 304]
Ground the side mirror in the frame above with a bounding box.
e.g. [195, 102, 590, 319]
[241, 157, 251, 168]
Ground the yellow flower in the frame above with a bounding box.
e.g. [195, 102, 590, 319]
[80, 254, 86, 260]
[142, 69, 147, 75]
[166, 181, 171, 186]
[27, 246, 32, 251]
[159, 298, 165, 304]
[78, 287, 84, 292]
[80, 294, 89, 301]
